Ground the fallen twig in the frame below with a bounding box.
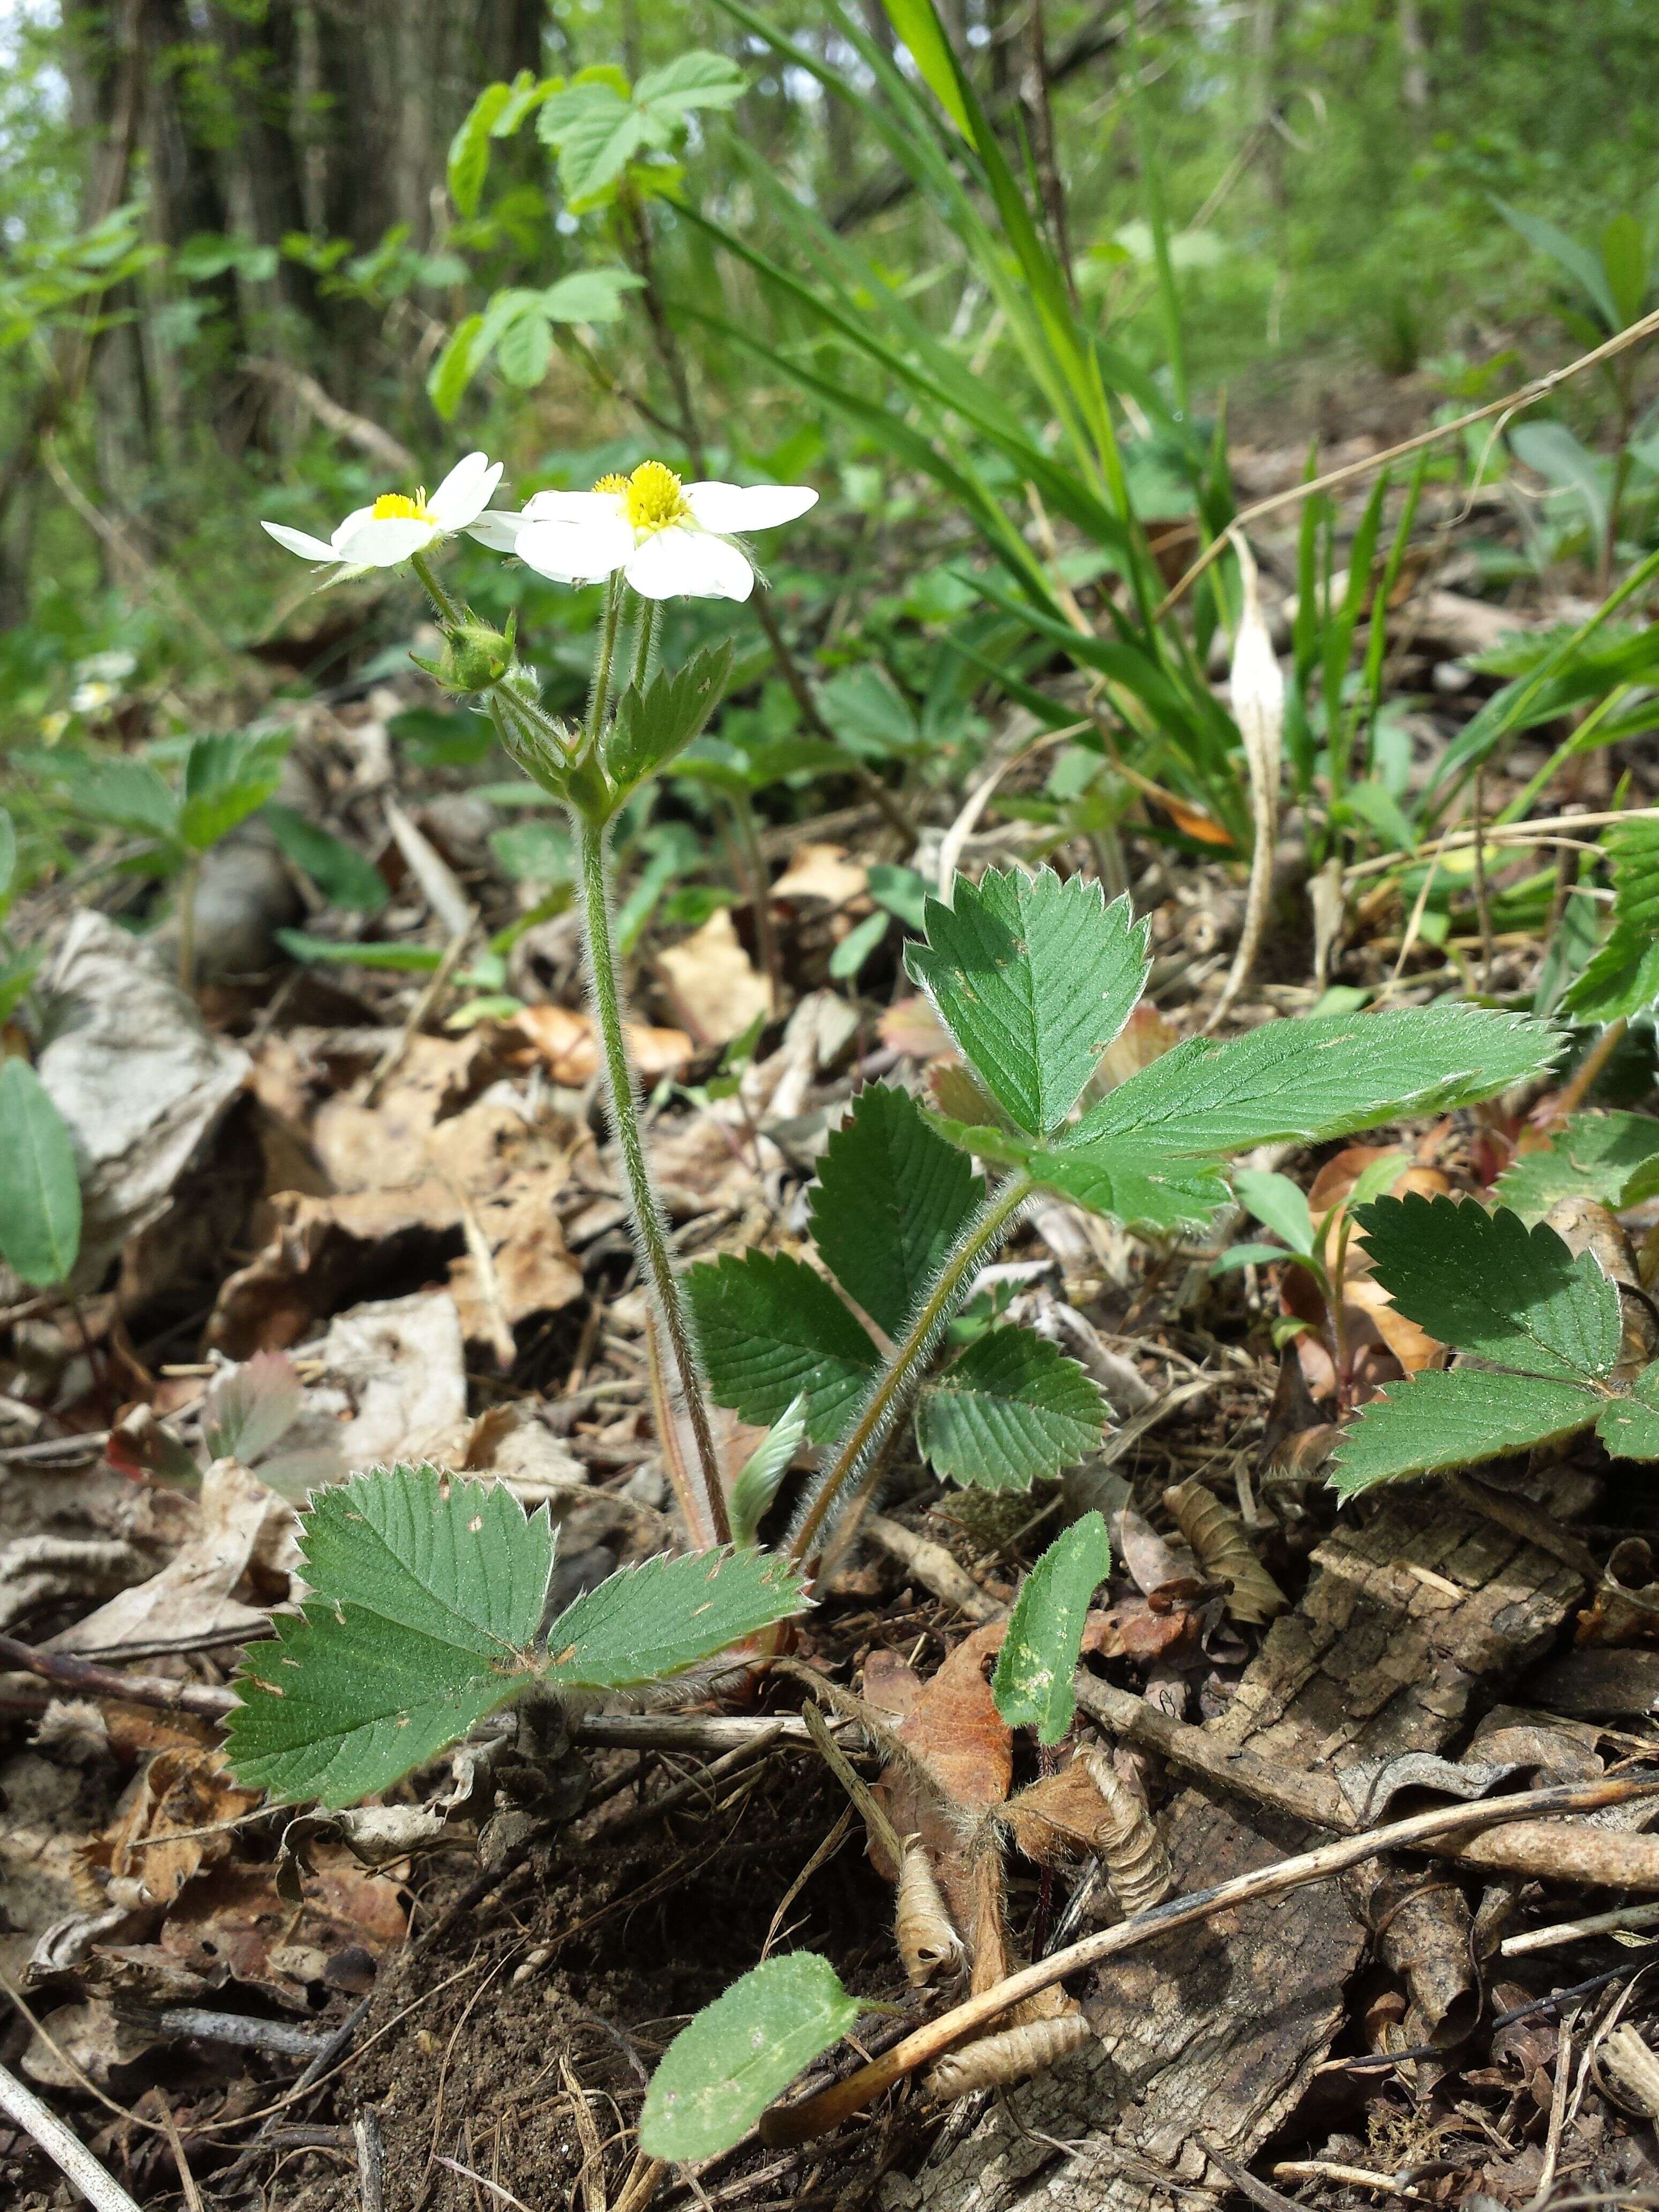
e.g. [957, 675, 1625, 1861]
[0, 1633, 236, 1718]
[0, 2058, 144, 2212]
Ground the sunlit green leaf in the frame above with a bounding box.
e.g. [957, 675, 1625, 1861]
[991, 1511, 1110, 1743]
[0, 1059, 81, 1288]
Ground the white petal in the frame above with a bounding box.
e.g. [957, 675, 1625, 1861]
[515, 513, 634, 585]
[261, 520, 342, 563]
[522, 489, 626, 525]
[464, 509, 528, 552]
[625, 526, 754, 602]
[429, 451, 502, 530]
[332, 515, 440, 567]
[330, 505, 378, 551]
[684, 481, 817, 535]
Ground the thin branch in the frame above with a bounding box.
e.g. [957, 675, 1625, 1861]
[0, 2059, 144, 2212]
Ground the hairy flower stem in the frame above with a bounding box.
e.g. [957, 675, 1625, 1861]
[409, 548, 464, 631]
[789, 1174, 1036, 1568]
[577, 809, 731, 1546]
[630, 595, 660, 691]
[589, 576, 624, 738]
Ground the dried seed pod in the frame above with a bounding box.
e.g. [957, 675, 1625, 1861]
[1162, 1478, 1288, 1626]
[895, 1838, 965, 1988]
[1080, 1751, 1172, 1916]
[923, 2010, 1093, 2103]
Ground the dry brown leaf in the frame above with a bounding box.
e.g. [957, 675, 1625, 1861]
[80, 1745, 263, 1910]
[1163, 1478, 1288, 1626]
[770, 842, 869, 908]
[160, 1852, 406, 2004]
[655, 908, 772, 1048]
[865, 1624, 1012, 1888]
[879, 996, 954, 1062]
[512, 1002, 693, 1086]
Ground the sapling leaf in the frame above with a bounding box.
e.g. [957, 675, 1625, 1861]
[686, 1251, 878, 1442]
[1329, 1368, 1597, 1498]
[991, 1510, 1111, 1743]
[1494, 1113, 1659, 1222]
[916, 1325, 1107, 1491]
[543, 1547, 809, 1688]
[730, 1396, 808, 1547]
[606, 641, 734, 801]
[1597, 1364, 1659, 1461]
[640, 1952, 862, 2161]
[1232, 1168, 1314, 1257]
[905, 866, 1149, 1135]
[0, 1058, 82, 1287]
[1355, 1197, 1621, 1381]
[226, 1467, 553, 1806]
[1076, 1006, 1560, 1156]
[809, 1083, 982, 1335]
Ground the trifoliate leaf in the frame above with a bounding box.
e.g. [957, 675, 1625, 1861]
[1078, 1004, 1559, 1156]
[1329, 1368, 1597, 1498]
[730, 1396, 808, 1547]
[686, 1251, 877, 1443]
[1493, 1112, 1659, 1221]
[544, 1548, 808, 1688]
[539, 81, 656, 206]
[1597, 1364, 1659, 1461]
[929, 1114, 1229, 1234]
[906, 867, 1149, 1135]
[1356, 1196, 1620, 1380]
[0, 1059, 82, 1288]
[226, 1467, 554, 1807]
[809, 1084, 982, 1336]
[1232, 1168, 1315, 1257]
[1560, 929, 1659, 1025]
[179, 731, 290, 852]
[916, 1325, 1107, 1491]
[991, 1511, 1111, 1743]
[606, 642, 734, 802]
[640, 1953, 861, 2161]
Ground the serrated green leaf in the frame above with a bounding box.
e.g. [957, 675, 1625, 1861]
[1078, 1005, 1560, 1156]
[494, 70, 558, 137]
[686, 1251, 877, 1443]
[0, 1058, 82, 1287]
[1494, 1113, 1659, 1221]
[1357, 1196, 1620, 1380]
[1561, 928, 1659, 1024]
[606, 642, 734, 801]
[991, 1511, 1110, 1743]
[730, 1396, 807, 1547]
[906, 868, 1149, 1136]
[916, 1325, 1105, 1491]
[1232, 1168, 1314, 1256]
[545, 1546, 808, 1688]
[180, 731, 290, 852]
[226, 1467, 554, 1806]
[541, 81, 654, 205]
[635, 50, 746, 119]
[1608, 819, 1659, 938]
[809, 1084, 982, 1335]
[929, 1114, 1230, 1233]
[1329, 1367, 1597, 1497]
[1598, 1364, 1659, 1461]
[447, 81, 512, 216]
[640, 1953, 861, 2161]
[62, 756, 180, 842]
[261, 803, 387, 911]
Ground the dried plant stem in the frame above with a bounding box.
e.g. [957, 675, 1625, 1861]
[0, 2058, 144, 2212]
[760, 1768, 1659, 2146]
[0, 1631, 237, 1718]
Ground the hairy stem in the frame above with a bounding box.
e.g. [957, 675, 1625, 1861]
[589, 575, 624, 741]
[409, 547, 463, 630]
[790, 1175, 1035, 1567]
[630, 594, 661, 692]
[576, 810, 731, 1546]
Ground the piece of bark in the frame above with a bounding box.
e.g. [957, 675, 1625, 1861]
[901, 1470, 1594, 2212]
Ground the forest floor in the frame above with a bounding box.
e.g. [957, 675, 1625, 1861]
[6, 425, 1659, 2212]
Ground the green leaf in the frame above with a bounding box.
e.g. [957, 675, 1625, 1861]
[490, 819, 573, 885]
[1232, 1168, 1314, 1257]
[930, 1114, 1230, 1234]
[1495, 200, 1620, 331]
[809, 1083, 982, 1336]
[1329, 1367, 1597, 1497]
[447, 81, 512, 216]
[494, 71, 559, 137]
[640, 1953, 862, 2161]
[906, 867, 1149, 1135]
[0, 947, 41, 1025]
[179, 731, 290, 851]
[1601, 212, 1649, 327]
[544, 1546, 808, 1687]
[1494, 1113, 1659, 1221]
[686, 1252, 878, 1443]
[495, 305, 553, 387]
[606, 642, 735, 802]
[540, 81, 654, 206]
[634, 51, 746, 118]
[0, 806, 16, 901]
[275, 930, 444, 974]
[1598, 1364, 1659, 1461]
[428, 313, 488, 421]
[226, 1467, 554, 1806]
[916, 1325, 1106, 1491]
[880, 0, 973, 134]
[1211, 1242, 1314, 1277]
[1559, 928, 1659, 1025]
[991, 1511, 1110, 1744]
[1608, 819, 1659, 938]
[62, 756, 180, 842]
[0, 1058, 82, 1287]
[541, 267, 644, 323]
[828, 908, 888, 981]
[1078, 1005, 1559, 1156]
[730, 1396, 807, 1548]
[1357, 1195, 1621, 1380]
[261, 803, 387, 911]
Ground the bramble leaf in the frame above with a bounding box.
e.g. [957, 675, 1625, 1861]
[730, 1396, 808, 1547]
[1494, 1112, 1659, 1221]
[640, 1953, 861, 2161]
[606, 642, 734, 802]
[1329, 1368, 1597, 1497]
[686, 1251, 878, 1442]
[1597, 1364, 1659, 1461]
[1356, 1197, 1620, 1380]
[991, 1511, 1111, 1743]
[543, 1546, 808, 1688]
[916, 1325, 1106, 1491]
[906, 866, 1149, 1135]
[0, 1058, 82, 1287]
[226, 1467, 554, 1806]
[1077, 1005, 1559, 1156]
[809, 1083, 982, 1335]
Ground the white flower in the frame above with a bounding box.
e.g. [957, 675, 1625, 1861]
[260, 451, 505, 569]
[495, 461, 818, 602]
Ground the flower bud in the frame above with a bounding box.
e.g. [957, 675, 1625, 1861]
[442, 619, 515, 693]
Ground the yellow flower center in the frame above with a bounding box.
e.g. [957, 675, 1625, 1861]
[596, 460, 690, 535]
[371, 490, 435, 522]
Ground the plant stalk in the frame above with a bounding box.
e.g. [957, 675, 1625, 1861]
[576, 810, 731, 1546]
[790, 1175, 1035, 1566]
[630, 594, 660, 692]
[589, 574, 624, 740]
[409, 547, 463, 629]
